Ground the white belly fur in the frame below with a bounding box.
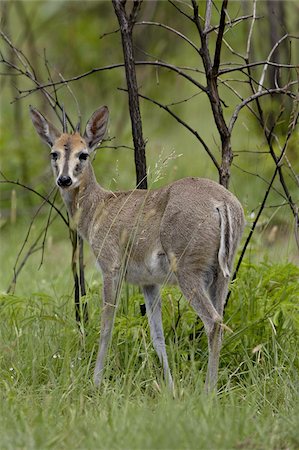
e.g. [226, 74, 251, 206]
[125, 250, 177, 286]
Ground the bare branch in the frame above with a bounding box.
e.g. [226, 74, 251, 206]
[6, 197, 63, 293]
[220, 34, 244, 61]
[258, 34, 289, 93]
[232, 163, 287, 201]
[12, 188, 56, 282]
[58, 71, 81, 128]
[284, 155, 299, 187]
[231, 114, 299, 287]
[69, 229, 81, 325]
[219, 79, 259, 121]
[165, 90, 204, 107]
[246, 0, 257, 59]
[294, 208, 299, 250]
[135, 21, 199, 54]
[120, 88, 220, 171]
[191, 0, 204, 39]
[244, 46, 298, 225]
[79, 235, 88, 324]
[207, 13, 259, 35]
[0, 30, 36, 78]
[168, 0, 193, 22]
[6, 218, 57, 295]
[44, 48, 59, 105]
[219, 60, 299, 75]
[0, 31, 89, 325]
[38, 189, 59, 270]
[0, 32, 75, 129]
[129, 0, 142, 24]
[228, 85, 297, 133]
[101, 144, 134, 151]
[99, 27, 120, 40]
[204, 0, 213, 35]
[212, 0, 228, 76]
[12, 60, 207, 97]
[0, 172, 68, 226]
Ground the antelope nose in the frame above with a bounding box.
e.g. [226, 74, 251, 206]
[57, 175, 72, 187]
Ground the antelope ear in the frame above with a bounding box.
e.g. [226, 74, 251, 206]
[29, 106, 61, 148]
[84, 106, 109, 152]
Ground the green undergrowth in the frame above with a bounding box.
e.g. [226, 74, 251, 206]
[0, 261, 298, 449]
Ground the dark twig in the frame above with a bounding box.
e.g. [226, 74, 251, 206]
[0, 172, 68, 226]
[0, 31, 74, 129]
[0, 34, 87, 324]
[232, 163, 287, 201]
[245, 58, 298, 221]
[44, 47, 59, 105]
[99, 28, 120, 40]
[8, 187, 56, 291]
[191, 0, 232, 188]
[219, 60, 299, 75]
[135, 21, 200, 54]
[207, 14, 259, 34]
[228, 84, 297, 133]
[212, 0, 228, 76]
[7, 246, 43, 294]
[229, 108, 299, 301]
[101, 144, 134, 151]
[12, 60, 207, 98]
[7, 209, 62, 294]
[168, 0, 193, 21]
[69, 229, 81, 325]
[38, 189, 59, 270]
[79, 235, 88, 324]
[121, 88, 220, 171]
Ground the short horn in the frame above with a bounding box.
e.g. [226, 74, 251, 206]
[62, 104, 67, 133]
[75, 118, 81, 133]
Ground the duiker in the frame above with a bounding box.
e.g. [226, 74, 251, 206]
[30, 105, 245, 392]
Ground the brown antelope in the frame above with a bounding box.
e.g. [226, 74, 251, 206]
[30, 105, 245, 392]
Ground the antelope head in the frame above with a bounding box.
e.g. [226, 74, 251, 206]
[29, 106, 109, 190]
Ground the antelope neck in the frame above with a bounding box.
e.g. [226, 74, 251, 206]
[61, 163, 108, 221]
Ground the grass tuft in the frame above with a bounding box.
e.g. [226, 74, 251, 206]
[0, 260, 298, 449]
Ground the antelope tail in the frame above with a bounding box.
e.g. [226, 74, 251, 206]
[217, 204, 234, 279]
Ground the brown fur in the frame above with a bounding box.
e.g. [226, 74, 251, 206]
[55, 132, 86, 151]
[30, 105, 245, 393]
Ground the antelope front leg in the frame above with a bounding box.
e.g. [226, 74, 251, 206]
[94, 270, 120, 386]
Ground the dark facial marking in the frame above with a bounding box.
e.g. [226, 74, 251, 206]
[79, 152, 89, 161]
[61, 138, 72, 177]
[63, 138, 71, 153]
[52, 160, 59, 175]
[74, 163, 81, 175]
[50, 151, 58, 161]
[50, 151, 59, 175]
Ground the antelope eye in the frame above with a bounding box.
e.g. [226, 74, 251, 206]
[50, 152, 58, 161]
[79, 153, 89, 161]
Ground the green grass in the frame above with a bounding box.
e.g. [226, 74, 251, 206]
[0, 232, 298, 450]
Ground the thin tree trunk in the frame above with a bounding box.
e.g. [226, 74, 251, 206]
[112, 0, 147, 189]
